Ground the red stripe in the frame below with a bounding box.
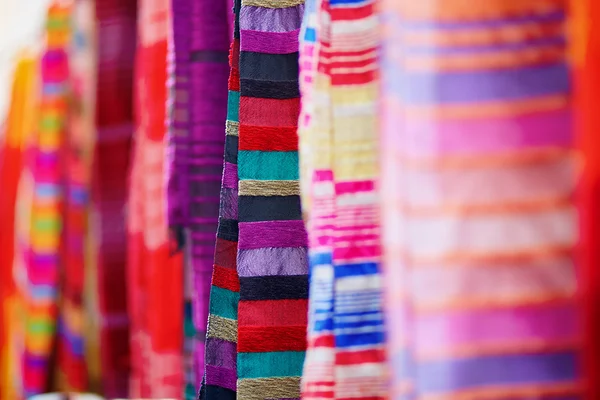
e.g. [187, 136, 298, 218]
[229, 68, 240, 91]
[336, 349, 386, 365]
[214, 237, 238, 269]
[238, 125, 298, 151]
[212, 265, 240, 292]
[238, 299, 308, 326]
[329, 3, 373, 20]
[239, 97, 300, 127]
[310, 334, 335, 347]
[332, 71, 376, 86]
[238, 325, 307, 352]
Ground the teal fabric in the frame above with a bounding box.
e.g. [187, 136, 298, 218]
[238, 151, 300, 180]
[208, 286, 240, 320]
[237, 351, 305, 378]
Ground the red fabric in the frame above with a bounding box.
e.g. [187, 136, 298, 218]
[237, 326, 307, 352]
[238, 125, 299, 151]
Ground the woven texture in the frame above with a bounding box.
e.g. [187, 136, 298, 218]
[56, 0, 96, 391]
[202, 1, 241, 397]
[236, 1, 309, 399]
[128, 0, 185, 397]
[0, 54, 38, 400]
[298, 0, 387, 396]
[380, 1, 582, 399]
[93, 0, 137, 396]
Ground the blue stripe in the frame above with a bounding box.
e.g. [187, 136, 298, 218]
[336, 331, 384, 347]
[334, 262, 379, 277]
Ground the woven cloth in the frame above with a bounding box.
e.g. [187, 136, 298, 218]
[235, 0, 309, 398]
[166, 0, 232, 395]
[201, 0, 241, 397]
[0, 54, 39, 400]
[298, 0, 387, 396]
[56, 0, 96, 391]
[128, 0, 185, 397]
[380, 1, 582, 399]
[92, 0, 137, 396]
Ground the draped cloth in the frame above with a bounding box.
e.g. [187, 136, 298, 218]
[235, 0, 309, 398]
[166, 0, 231, 395]
[92, 0, 136, 396]
[0, 54, 39, 400]
[298, 0, 387, 396]
[127, 0, 184, 397]
[56, 0, 96, 391]
[380, 1, 582, 399]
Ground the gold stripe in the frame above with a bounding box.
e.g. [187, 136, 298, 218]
[242, 0, 305, 8]
[239, 180, 300, 196]
[238, 377, 301, 400]
[207, 315, 237, 343]
[226, 120, 239, 136]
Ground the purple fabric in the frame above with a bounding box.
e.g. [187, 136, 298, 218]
[239, 5, 305, 32]
[238, 221, 309, 249]
[240, 29, 300, 54]
[237, 247, 308, 277]
[205, 338, 238, 369]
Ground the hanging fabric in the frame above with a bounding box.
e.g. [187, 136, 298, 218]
[380, 1, 582, 399]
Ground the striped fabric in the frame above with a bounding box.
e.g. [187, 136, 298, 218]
[128, 0, 184, 397]
[0, 54, 39, 400]
[202, 1, 241, 397]
[380, 1, 582, 399]
[298, 0, 387, 396]
[56, 0, 96, 391]
[236, 0, 308, 398]
[20, 3, 71, 396]
[92, 0, 137, 396]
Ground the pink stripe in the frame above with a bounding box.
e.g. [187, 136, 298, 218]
[392, 107, 572, 157]
[414, 302, 579, 353]
[335, 179, 375, 194]
[240, 29, 300, 54]
[334, 244, 380, 260]
[314, 169, 333, 181]
[238, 220, 308, 249]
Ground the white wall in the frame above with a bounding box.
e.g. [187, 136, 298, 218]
[0, 0, 51, 128]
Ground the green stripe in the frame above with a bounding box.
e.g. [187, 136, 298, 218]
[28, 320, 55, 335]
[41, 116, 62, 131]
[209, 286, 239, 320]
[227, 91, 240, 122]
[238, 351, 305, 379]
[238, 151, 299, 180]
[34, 218, 61, 232]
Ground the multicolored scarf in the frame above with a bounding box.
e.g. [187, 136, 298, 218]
[236, 0, 309, 397]
[92, 0, 137, 396]
[298, 0, 387, 396]
[128, 0, 184, 397]
[0, 54, 39, 400]
[380, 1, 581, 399]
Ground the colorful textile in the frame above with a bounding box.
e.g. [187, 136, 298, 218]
[201, 1, 241, 397]
[56, 0, 96, 391]
[18, 3, 71, 396]
[93, 0, 137, 396]
[380, 1, 582, 399]
[235, 0, 309, 398]
[166, 0, 232, 395]
[298, 0, 387, 396]
[0, 54, 39, 400]
[128, 0, 184, 397]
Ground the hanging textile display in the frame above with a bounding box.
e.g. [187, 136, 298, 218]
[92, 0, 136, 396]
[0, 54, 39, 400]
[235, 0, 309, 397]
[56, 0, 96, 391]
[380, 1, 582, 399]
[298, 0, 387, 396]
[201, 0, 241, 397]
[128, 0, 184, 397]
[166, 0, 232, 396]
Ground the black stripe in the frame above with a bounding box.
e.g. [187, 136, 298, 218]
[190, 50, 229, 63]
[239, 51, 299, 81]
[240, 78, 300, 99]
[224, 135, 238, 164]
[238, 195, 302, 222]
[239, 275, 309, 300]
[202, 384, 236, 400]
[217, 218, 238, 241]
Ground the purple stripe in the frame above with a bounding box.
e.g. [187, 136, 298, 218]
[205, 365, 237, 390]
[238, 247, 308, 277]
[206, 337, 238, 370]
[223, 162, 238, 189]
[403, 107, 572, 156]
[238, 220, 308, 249]
[415, 303, 580, 351]
[240, 5, 304, 32]
[241, 29, 300, 54]
[391, 62, 569, 104]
